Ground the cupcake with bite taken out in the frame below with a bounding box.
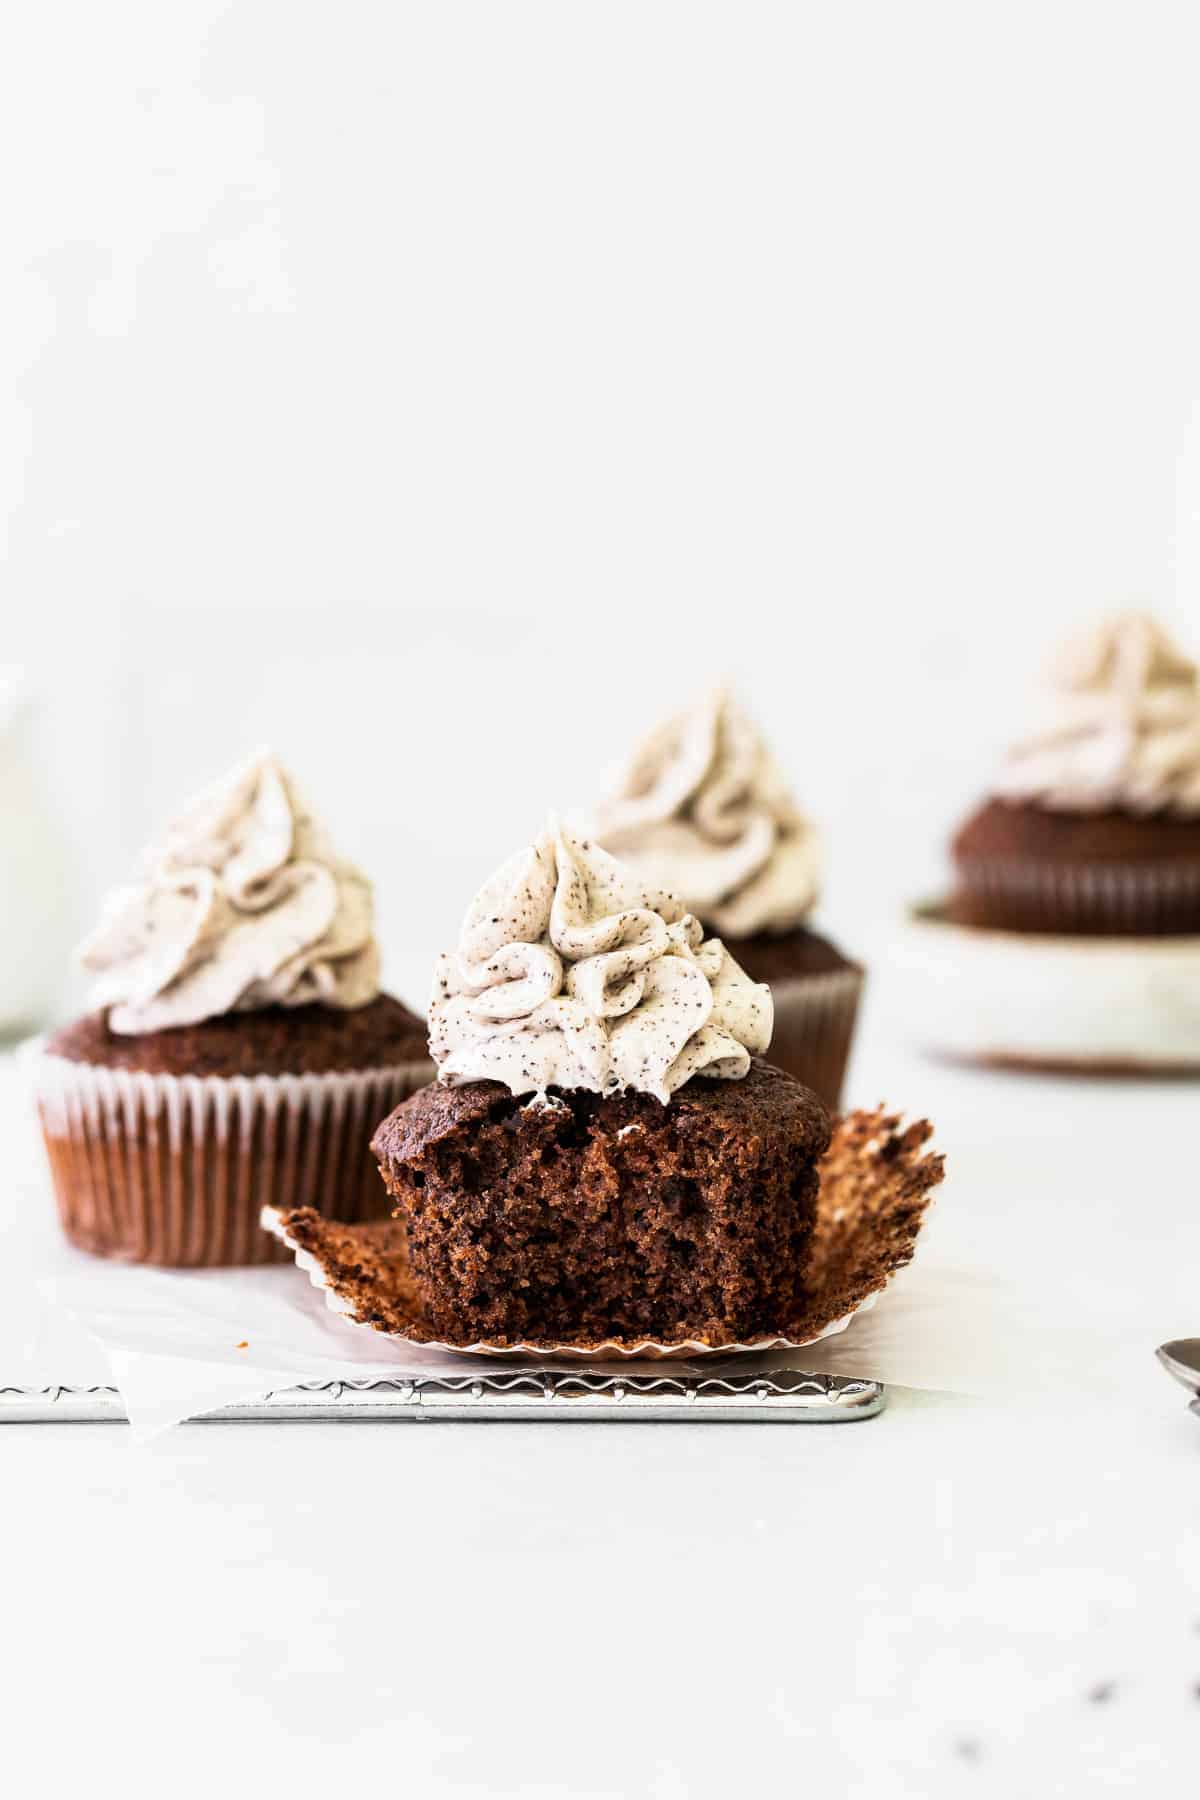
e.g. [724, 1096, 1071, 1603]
[34, 751, 432, 1265]
[590, 688, 863, 1109]
[366, 822, 831, 1347]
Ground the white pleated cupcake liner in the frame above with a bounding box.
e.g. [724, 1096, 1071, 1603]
[35, 1051, 433, 1267]
[260, 1202, 877, 1360]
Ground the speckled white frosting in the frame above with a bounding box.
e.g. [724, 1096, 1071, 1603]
[592, 688, 820, 937]
[428, 824, 773, 1101]
[994, 614, 1200, 816]
[81, 751, 379, 1033]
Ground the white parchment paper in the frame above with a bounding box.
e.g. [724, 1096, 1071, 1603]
[29, 1247, 1125, 1438]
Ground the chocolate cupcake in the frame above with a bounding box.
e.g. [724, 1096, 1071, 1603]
[591, 688, 862, 1108]
[35, 752, 433, 1265]
[952, 614, 1200, 935]
[368, 823, 830, 1347]
[896, 614, 1200, 1073]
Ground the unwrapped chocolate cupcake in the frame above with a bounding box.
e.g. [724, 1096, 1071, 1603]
[897, 614, 1200, 1072]
[590, 688, 863, 1108]
[34, 752, 432, 1265]
[374, 823, 822, 1345]
[267, 822, 943, 1354]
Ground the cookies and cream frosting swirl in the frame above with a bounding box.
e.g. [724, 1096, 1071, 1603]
[81, 751, 380, 1034]
[592, 689, 821, 938]
[993, 613, 1200, 817]
[429, 824, 773, 1101]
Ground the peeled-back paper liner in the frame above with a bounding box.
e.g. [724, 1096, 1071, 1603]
[262, 1107, 944, 1361]
[954, 854, 1200, 936]
[895, 904, 1200, 1072]
[766, 966, 865, 1111]
[35, 1050, 434, 1267]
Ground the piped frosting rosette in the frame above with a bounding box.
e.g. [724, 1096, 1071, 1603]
[80, 750, 380, 1033]
[994, 613, 1200, 817]
[593, 688, 820, 938]
[428, 823, 773, 1102]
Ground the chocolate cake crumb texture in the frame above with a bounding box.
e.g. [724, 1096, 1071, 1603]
[271, 1093, 944, 1351]
[371, 1059, 829, 1343]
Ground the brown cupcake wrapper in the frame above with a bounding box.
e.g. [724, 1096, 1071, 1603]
[955, 855, 1200, 936]
[766, 966, 865, 1110]
[263, 1106, 944, 1359]
[35, 1052, 433, 1267]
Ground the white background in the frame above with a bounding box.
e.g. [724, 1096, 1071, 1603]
[6, 1, 1200, 1017]
[5, 9, 1200, 1797]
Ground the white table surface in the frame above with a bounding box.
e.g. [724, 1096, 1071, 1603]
[3, 989, 1199, 1800]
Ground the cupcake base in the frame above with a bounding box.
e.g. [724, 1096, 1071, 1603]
[35, 998, 435, 1266]
[767, 968, 865, 1110]
[952, 799, 1200, 936]
[370, 1061, 831, 1347]
[37, 1056, 433, 1265]
[894, 902, 1200, 1074]
[264, 1106, 945, 1357]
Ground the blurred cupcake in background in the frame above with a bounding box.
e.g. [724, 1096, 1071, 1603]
[591, 688, 863, 1108]
[898, 613, 1200, 1073]
[951, 613, 1200, 934]
[34, 751, 433, 1265]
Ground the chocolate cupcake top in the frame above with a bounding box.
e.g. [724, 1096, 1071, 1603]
[429, 822, 773, 1102]
[591, 688, 820, 937]
[993, 614, 1200, 817]
[80, 751, 379, 1034]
